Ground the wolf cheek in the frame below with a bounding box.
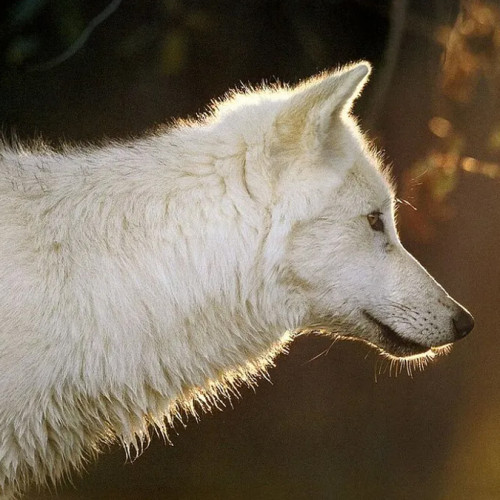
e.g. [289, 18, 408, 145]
[273, 64, 474, 360]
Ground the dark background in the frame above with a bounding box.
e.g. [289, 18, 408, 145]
[1, 1, 499, 499]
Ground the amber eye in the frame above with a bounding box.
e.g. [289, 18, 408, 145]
[367, 211, 384, 232]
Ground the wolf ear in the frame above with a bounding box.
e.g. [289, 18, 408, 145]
[301, 62, 370, 114]
[275, 62, 371, 145]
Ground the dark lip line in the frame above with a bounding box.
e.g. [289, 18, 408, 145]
[362, 310, 429, 353]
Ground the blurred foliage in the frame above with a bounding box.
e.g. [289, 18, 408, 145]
[400, 0, 500, 241]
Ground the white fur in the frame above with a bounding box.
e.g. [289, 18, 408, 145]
[0, 63, 470, 497]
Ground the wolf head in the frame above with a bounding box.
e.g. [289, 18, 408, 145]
[219, 62, 474, 360]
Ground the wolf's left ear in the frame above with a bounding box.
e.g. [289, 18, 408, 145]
[323, 62, 370, 114]
[302, 61, 371, 115]
[276, 62, 371, 144]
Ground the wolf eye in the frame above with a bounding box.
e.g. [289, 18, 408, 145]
[367, 211, 384, 232]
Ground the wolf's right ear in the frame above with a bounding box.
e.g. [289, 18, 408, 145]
[274, 62, 371, 146]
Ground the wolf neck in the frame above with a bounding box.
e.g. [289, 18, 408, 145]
[11, 129, 300, 421]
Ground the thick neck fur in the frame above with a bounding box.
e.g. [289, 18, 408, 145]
[0, 119, 302, 495]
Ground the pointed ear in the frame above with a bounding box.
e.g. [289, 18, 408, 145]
[274, 62, 371, 146]
[324, 62, 370, 112]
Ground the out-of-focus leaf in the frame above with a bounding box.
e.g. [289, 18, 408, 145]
[160, 30, 187, 75]
[5, 35, 39, 65]
[441, 0, 500, 103]
[480, 162, 500, 178]
[489, 126, 500, 151]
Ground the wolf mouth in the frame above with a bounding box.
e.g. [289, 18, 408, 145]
[362, 311, 430, 356]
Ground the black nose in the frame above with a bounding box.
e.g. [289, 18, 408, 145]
[452, 307, 475, 339]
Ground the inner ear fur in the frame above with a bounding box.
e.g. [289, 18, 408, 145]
[274, 62, 371, 147]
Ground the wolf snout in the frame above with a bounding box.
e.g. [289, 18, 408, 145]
[452, 307, 475, 340]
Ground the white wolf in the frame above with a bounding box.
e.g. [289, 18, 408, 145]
[0, 62, 473, 498]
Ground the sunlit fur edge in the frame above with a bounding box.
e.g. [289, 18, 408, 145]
[296, 327, 453, 377]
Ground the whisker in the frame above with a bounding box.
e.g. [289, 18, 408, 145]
[305, 338, 338, 363]
[396, 197, 417, 211]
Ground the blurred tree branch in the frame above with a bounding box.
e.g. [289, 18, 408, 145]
[28, 0, 122, 71]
